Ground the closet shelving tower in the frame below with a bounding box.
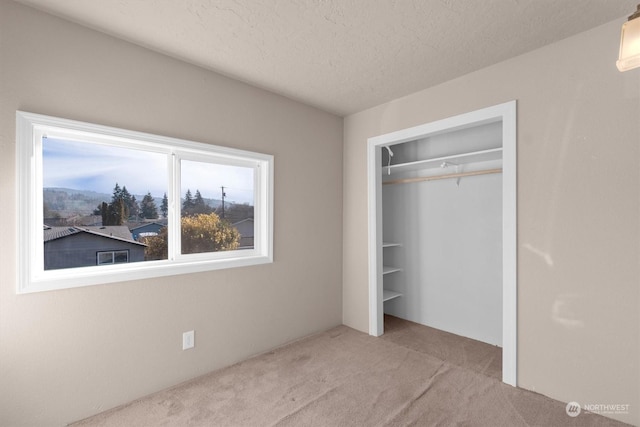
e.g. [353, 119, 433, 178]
[382, 241, 402, 302]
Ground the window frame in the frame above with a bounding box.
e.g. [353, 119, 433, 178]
[16, 111, 274, 294]
[97, 250, 129, 265]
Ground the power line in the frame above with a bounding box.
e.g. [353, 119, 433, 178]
[221, 186, 226, 219]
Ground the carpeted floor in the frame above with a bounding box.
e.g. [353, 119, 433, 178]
[71, 316, 629, 426]
[381, 315, 503, 381]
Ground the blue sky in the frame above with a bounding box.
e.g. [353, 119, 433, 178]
[43, 138, 254, 204]
[181, 160, 254, 204]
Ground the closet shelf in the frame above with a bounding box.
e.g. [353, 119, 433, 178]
[382, 242, 402, 248]
[383, 147, 502, 174]
[383, 289, 402, 302]
[383, 266, 402, 275]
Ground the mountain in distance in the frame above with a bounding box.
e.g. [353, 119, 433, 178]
[44, 188, 109, 217]
[43, 187, 242, 218]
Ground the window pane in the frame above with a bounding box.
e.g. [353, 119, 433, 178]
[114, 251, 129, 263]
[180, 160, 255, 254]
[42, 137, 168, 270]
[97, 252, 113, 265]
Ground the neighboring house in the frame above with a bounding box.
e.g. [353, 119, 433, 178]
[130, 222, 166, 241]
[43, 225, 147, 270]
[232, 218, 254, 249]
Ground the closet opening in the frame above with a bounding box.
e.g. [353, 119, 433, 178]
[367, 101, 517, 386]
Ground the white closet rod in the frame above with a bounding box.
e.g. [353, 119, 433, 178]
[383, 168, 502, 186]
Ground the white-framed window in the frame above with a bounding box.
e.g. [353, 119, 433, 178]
[16, 111, 274, 293]
[97, 250, 129, 265]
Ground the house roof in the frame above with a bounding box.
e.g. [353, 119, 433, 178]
[44, 225, 147, 246]
[129, 222, 166, 231]
[232, 218, 254, 226]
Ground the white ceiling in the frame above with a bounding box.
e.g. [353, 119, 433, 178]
[14, 0, 637, 116]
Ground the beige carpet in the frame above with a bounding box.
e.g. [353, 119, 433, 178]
[381, 315, 503, 381]
[72, 316, 629, 426]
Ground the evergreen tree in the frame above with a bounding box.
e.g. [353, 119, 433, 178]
[182, 189, 195, 216]
[107, 198, 126, 225]
[130, 195, 140, 219]
[193, 190, 212, 215]
[100, 198, 125, 225]
[109, 183, 130, 221]
[100, 183, 130, 225]
[111, 183, 122, 204]
[194, 189, 204, 206]
[140, 192, 159, 219]
[99, 202, 109, 225]
[120, 186, 134, 219]
[160, 193, 168, 218]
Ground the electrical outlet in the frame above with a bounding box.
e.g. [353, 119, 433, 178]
[182, 330, 195, 350]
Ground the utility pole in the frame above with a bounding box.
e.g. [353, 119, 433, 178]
[221, 186, 226, 219]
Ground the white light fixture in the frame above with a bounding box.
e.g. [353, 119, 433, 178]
[617, 4, 640, 71]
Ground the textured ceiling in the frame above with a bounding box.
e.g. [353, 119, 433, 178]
[13, 0, 637, 116]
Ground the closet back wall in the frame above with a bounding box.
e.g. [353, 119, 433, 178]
[0, 2, 343, 426]
[382, 171, 502, 346]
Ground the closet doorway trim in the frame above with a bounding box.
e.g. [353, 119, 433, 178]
[366, 100, 517, 387]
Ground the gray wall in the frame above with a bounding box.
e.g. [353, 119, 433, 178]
[343, 18, 639, 425]
[0, 1, 343, 425]
[44, 233, 145, 270]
